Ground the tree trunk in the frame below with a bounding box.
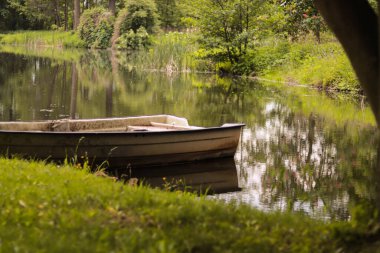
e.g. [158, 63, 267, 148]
[313, 24, 321, 44]
[54, 0, 61, 27]
[314, 0, 380, 125]
[73, 0, 80, 29]
[109, 0, 116, 15]
[64, 0, 68, 31]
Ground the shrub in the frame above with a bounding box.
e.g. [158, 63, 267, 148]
[112, 0, 158, 50]
[77, 7, 115, 48]
[119, 0, 159, 34]
[62, 32, 87, 48]
[115, 27, 151, 50]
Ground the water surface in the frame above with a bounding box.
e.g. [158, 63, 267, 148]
[0, 47, 378, 220]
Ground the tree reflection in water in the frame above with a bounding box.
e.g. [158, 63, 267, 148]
[218, 97, 378, 220]
[0, 49, 378, 220]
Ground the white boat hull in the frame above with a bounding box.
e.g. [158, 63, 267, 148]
[0, 115, 244, 168]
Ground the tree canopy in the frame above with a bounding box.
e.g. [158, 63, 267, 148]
[0, 0, 329, 38]
[279, 0, 327, 42]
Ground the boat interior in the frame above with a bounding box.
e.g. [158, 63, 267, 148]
[0, 115, 203, 132]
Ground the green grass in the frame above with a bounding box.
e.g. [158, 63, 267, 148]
[255, 35, 359, 94]
[0, 30, 85, 48]
[0, 157, 379, 252]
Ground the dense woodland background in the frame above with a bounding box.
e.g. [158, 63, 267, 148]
[0, 0, 329, 38]
[2, 0, 376, 93]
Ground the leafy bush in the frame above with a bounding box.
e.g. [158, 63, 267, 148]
[77, 7, 115, 49]
[62, 32, 87, 48]
[112, 0, 158, 50]
[118, 0, 159, 34]
[251, 41, 291, 74]
[115, 27, 151, 50]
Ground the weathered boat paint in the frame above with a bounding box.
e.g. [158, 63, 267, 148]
[0, 115, 244, 168]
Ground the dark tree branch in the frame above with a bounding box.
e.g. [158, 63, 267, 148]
[314, 0, 380, 125]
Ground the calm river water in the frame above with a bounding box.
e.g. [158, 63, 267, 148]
[0, 47, 378, 220]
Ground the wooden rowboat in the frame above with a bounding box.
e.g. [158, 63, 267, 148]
[0, 115, 244, 168]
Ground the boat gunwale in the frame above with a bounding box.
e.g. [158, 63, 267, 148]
[0, 124, 245, 135]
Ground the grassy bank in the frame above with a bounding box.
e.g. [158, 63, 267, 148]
[0, 157, 378, 252]
[252, 35, 359, 94]
[0, 30, 85, 48]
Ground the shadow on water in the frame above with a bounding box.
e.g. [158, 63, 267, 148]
[1, 46, 380, 220]
[108, 158, 240, 195]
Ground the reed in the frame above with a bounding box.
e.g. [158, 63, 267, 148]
[117, 32, 201, 73]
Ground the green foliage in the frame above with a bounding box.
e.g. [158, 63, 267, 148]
[195, 0, 276, 75]
[0, 0, 11, 30]
[251, 40, 292, 73]
[62, 32, 87, 48]
[115, 27, 151, 50]
[1, 0, 128, 32]
[368, 0, 378, 11]
[1, 0, 48, 30]
[176, 0, 201, 29]
[77, 7, 115, 48]
[119, 0, 159, 34]
[256, 35, 360, 93]
[154, 0, 181, 29]
[113, 0, 159, 50]
[278, 0, 327, 42]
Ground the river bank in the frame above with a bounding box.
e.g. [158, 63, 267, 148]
[257, 35, 359, 94]
[0, 31, 360, 95]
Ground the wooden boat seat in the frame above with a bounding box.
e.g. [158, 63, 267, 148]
[126, 122, 203, 132]
[150, 122, 203, 130]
